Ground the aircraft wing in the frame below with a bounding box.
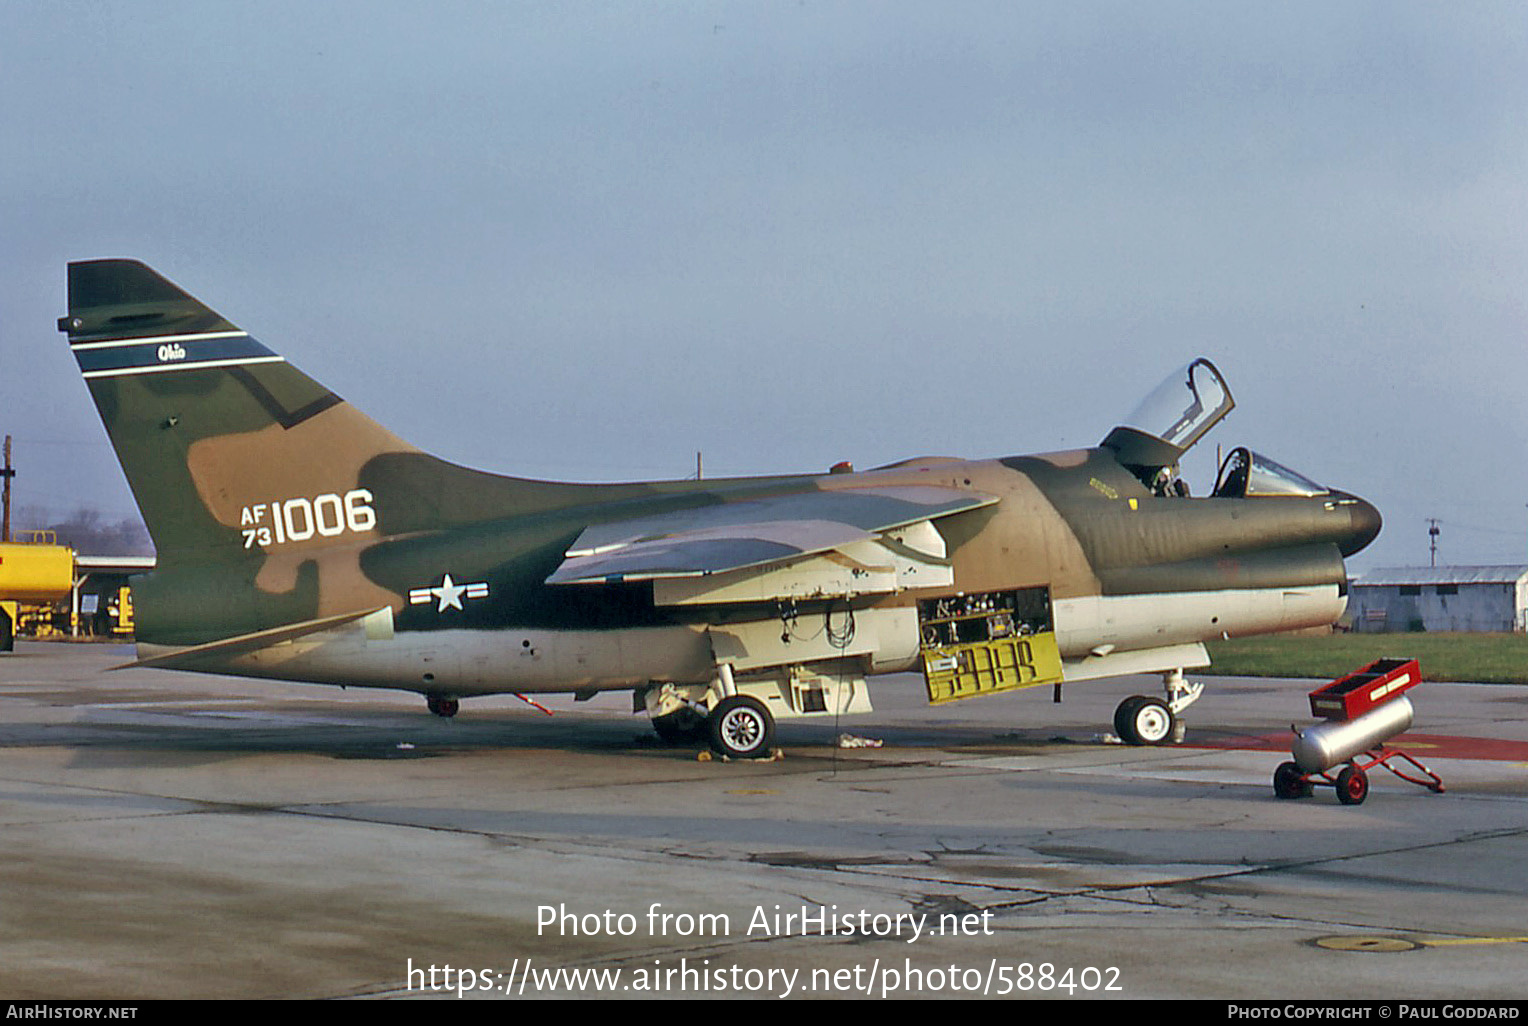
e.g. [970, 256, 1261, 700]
[546, 485, 995, 603]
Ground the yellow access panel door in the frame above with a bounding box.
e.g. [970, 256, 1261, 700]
[916, 586, 1064, 705]
[921, 632, 1064, 705]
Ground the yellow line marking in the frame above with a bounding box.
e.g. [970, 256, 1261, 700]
[1315, 936, 1417, 952]
[1317, 934, 1528, 952]
[725, 788, 778, 796]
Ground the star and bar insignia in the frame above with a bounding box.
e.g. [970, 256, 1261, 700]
[408, 574, 490, 613]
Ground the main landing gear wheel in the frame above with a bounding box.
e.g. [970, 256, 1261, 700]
[652, 706, 708, 744]
[1273, 761, 1312, 799]
[1114, 695, 1175, 746]
[1336, 764, 1369, 806]
[707, 695, 775, 759]
[426, 696, 460, 718]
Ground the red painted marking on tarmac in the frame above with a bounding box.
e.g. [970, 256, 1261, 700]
[1182, 733, 1528, 762]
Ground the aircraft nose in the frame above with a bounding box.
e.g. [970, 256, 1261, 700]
[1335, 492, 1382, 556]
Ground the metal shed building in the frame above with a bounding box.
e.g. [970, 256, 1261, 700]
[1348, 566, 1528, 633]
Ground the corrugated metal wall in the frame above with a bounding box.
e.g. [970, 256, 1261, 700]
[1349, 582, 1520, 632]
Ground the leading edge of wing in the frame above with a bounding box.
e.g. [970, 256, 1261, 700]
[546, 485, 997, 585]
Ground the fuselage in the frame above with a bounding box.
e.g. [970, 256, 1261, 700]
[134, 443, 1377, 697]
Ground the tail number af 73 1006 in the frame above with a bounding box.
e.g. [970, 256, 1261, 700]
[240, 490, 377, 548]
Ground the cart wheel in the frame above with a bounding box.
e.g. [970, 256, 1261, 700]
[1336, 764, 1369, 806]
[1273, 761, 1311, 799]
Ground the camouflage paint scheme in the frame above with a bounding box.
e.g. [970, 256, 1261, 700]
[61, 260, 1381, 752]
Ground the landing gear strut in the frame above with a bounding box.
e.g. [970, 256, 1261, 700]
[426, 696, 460, 718]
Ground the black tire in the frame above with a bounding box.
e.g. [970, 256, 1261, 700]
[1336, 764, 1369, 806]
[0, 608, 12, 653]
[1118, 696, 1174, 746]
[427, 696, 460, 718]
[1113, 696, 1145, 740]
[652, 706, 708, 744]
[1273, 761, 1311, 799]
[707, 695, 775, 759]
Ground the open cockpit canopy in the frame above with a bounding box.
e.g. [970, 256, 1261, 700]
[1123, 358, 1234, 453]
[1101, 358, 1235, 487]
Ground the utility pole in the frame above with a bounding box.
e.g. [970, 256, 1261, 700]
[1, 435, 13, 542]
[696, 451, 703, 481]
[1427, 518, 1440, 568]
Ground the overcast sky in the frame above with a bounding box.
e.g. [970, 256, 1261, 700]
[2, 1, 1525, 571]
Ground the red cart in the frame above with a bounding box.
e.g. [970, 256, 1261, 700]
[1273, 658, 1444, 805]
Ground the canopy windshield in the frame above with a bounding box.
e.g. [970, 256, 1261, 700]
[1121, 358, 1234, 454]
[1213, 447, 1331, 499]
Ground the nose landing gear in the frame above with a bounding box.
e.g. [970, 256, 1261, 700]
[1114, 695, 1175, 745]
[1112, 668, 1202, 745]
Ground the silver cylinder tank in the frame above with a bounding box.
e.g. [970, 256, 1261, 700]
[1292, 696, 1414, 773]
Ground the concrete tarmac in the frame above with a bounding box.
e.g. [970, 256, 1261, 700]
[2, 640, 1526, 1000]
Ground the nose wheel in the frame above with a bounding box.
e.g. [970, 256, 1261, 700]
[1112, 668, 1199, 745]
[1113, 695, 1176, 745]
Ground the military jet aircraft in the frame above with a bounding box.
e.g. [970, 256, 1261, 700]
[60, 260, 1381, 758]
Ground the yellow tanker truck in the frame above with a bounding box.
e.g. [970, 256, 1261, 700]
[0, 538, 75, 651]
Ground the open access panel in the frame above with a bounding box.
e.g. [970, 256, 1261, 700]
[917, 586, 1063, 704]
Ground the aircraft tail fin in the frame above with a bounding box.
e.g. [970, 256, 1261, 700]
[61, 259, 415, 570]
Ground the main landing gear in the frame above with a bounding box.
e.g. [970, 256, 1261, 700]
[426, 695, 460, 718]
[641, 672, 781, 760]
[707, 695, 775, 760]
[1112, 668, 1203, 746]
[649, 696, 775, 758]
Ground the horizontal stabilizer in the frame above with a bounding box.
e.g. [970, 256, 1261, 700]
[547, 486, 996, 585]
[116, 607, 390, 670]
